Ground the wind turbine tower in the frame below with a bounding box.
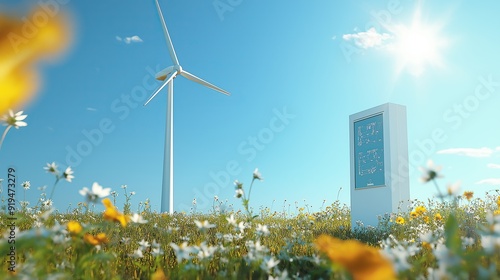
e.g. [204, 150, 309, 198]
[144, 0, 230, 213]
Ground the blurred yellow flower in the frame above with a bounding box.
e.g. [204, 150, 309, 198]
[315, 235, 396, 280]
[497, 196, 500, 208]
[415, 205, 427, 215]
[0, 7, 71, 115]
[410, 211, 418, 219]
[84, 232, 109, 246]
[102, 198, 129, 227]
[151, 267, 167, 280]
[463, 191, 473, 201]
[434, 213, 442, 221]
[67, 221, 82, 235]
[494, 209, 500, 216]
[395, 216, 405, 225]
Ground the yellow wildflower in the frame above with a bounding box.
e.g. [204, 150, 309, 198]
[395, 216, 405, 225]
[410, 211, 418, 219]
[494, 209, 500, 216]
[497, 196, 500, 208]
[463, 191, 473, 201]
[84, 232, 108, 246]
[415, 205, 427, 215]
[67, 221, 82, 235]
[315, 235, 396, 280]
[102, 198, 129, 227]
[0, 8, 71, 114]
[434, 213, 442, 221]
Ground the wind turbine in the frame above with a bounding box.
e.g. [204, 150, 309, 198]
[144, 0, 230, 214]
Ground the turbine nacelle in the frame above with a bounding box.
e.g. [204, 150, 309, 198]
[155, 65, 184, 81]
[155, 65, 176, 81]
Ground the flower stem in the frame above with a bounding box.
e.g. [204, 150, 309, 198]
[247, 178, 255, 202]
[0, 125, 12, 151]
[49, 177, 60, 200]
[432, 179, 445, 203]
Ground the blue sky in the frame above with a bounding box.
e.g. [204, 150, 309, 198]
[1, 0, 500, 214]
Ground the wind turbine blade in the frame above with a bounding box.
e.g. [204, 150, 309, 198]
[144, 73, 177, 106]
[180, 70, 230, 96]
[155, 0, 179, 66]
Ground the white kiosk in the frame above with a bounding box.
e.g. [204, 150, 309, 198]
[349, 103, 410, 229]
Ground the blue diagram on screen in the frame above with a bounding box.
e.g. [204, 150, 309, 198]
[354, 114, 385, 189]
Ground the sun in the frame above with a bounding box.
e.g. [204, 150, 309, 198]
[390, 7, 448, 77]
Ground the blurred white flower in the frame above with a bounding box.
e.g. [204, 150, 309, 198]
[63, 167, 74, 182]
[22, 181, 30, 190]
[194, 220, 216, 230]
[234, 180, 243, 189]
[138, 239, 150, 250]
[481, 235, 500, 254]
[235, 189, 244, 198]
[170, 242, 194, 262]
[419, 160, 442, 183]
[192, 198, 197, 205]
[152, 247, 164, 257]
[44, 162, 59, 174]
[447, 181, 461, 196]
[226, 214, 237, 226]
[256, 224, 270, 236]
[2, 110, 27, 128]
[121, 237, 130, 245]
[214, 195, 219, 201]
[253, 168, 263, 181]
[237, 221, 247, 234]
[260, 256, 279, 273]
[196, 242, 217, 260]
[79, 182, 111, 203]
[130, 213, 148, 224]
[43, 199, 53, 207]
[130, 248, 144, 258]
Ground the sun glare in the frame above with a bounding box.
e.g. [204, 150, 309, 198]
[391, 7, 447, 77]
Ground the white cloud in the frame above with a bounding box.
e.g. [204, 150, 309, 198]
[437, 147, 495, 158]
[475, 178, 500, 186]
[487, 163, 500, 169]
[342, 28, 392, 49]
[116, 35, 143, 44]
[86, 107, 97, 112]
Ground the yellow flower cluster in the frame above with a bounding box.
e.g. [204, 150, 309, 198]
[102, 198, 129, 227]
[84, 233, 109, 246]
[315, 235, 396, 280]
[395, 216, 405, 225]
[67, 221, 108, 246]
[0, 8, 71, 114]
[410, 205, 427, 219]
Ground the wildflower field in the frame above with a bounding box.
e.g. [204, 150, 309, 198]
[2, 160, 500, 279]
